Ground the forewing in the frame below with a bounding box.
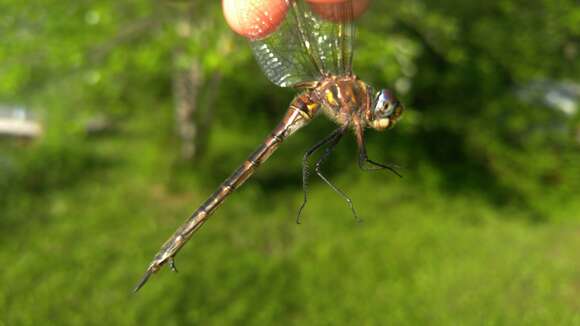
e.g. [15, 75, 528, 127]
[305, 0, 356, 77]
[250, 0, 358, 88]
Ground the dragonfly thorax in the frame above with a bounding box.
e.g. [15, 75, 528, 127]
[315, 77, 403, 131]
[316, 77, 372, 126]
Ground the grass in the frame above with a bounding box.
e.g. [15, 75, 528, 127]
[1, 112, 579, 325]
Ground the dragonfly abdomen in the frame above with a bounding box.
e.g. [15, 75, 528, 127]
[186, 92, 320, 226]
[134, 92, 321, 292]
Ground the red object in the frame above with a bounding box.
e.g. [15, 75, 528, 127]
[307, 0, 370, 22]
[223, 0, 289, 40]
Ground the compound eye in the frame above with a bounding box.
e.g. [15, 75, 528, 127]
[374, 91, 387, 112]
[384, 102, 395, 116]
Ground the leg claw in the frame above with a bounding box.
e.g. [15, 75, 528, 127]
[169, 257, 178, 273]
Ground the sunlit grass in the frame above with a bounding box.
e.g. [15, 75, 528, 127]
[1, 113, 579, 325]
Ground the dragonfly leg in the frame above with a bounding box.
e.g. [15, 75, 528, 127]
[358, 156, 403, 178]
[169, 257, 178, 273]
[296, 126, 346, 224]
[357, 137, 402, 177]
[314, 127, 362, 223]
[353, 123, 402, 177]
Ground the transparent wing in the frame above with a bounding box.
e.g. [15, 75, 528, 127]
[250, 0, 359, 88]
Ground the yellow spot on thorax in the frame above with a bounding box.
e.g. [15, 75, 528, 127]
[325, 90, 338, 106]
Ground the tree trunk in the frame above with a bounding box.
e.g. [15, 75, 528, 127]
[173, 58, 202, 161]
[196, 72, 222, 158]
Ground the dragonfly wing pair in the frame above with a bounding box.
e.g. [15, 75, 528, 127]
[250, 0, 359, 88]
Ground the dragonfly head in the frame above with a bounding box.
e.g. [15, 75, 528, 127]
[367, 89, 404, 131]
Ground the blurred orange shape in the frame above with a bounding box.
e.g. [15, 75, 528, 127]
[223, 0, 289, 40]
[307, 0, 370, 22]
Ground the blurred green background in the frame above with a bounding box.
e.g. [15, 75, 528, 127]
[1, 0, 580, 325]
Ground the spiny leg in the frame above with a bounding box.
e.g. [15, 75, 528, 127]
[169, 257, 178, 273]
[296, 127, 345, 224]
[314, 127, 362, 223]
[359, 157, 402, 177]
[353, 123, 402, 177]
[358, 145, 402, 178]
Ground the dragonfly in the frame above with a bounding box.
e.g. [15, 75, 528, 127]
[134, 0, 404, 292]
